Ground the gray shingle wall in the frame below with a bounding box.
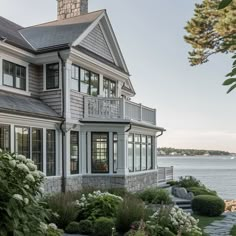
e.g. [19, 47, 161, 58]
[70, 90, 84, 119]
[29, 64, 42, 98]
[80, 24, 114, 63]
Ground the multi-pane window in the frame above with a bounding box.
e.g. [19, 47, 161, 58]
[71, 64, 79, 90]
[103, 78, 116, 98]
[46, 130, 56, 176]
[91, 133, 109, 173]
[113, 133, 118, 173]
[147, 136, 153, 170]
[70, 131, 79, 175]
[15, 127, 30, 158]
[80, 68, 99, 96]
[3, 60, 26, 90]
[32, 128, 43, 171]
[135, 135, 141, 171]
[128, 134, 134, 172]
[46, 63, 59, 90]
[0, 125, 10, 151]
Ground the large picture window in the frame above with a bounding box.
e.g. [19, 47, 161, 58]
[142, 136, 147, 171]
[80, 68, 99, 96]
[3, 60, 26, 90]
[91, 133, 109, 173]
[70, 131, 79, 175]
[32, 128, 43, 172]
[46, 63, 59, 90]
[0, 125, 10, 151]
[15, 127, 30, 158]
[46, 130, 56, 176]
[103, 78, 116, 98]
[147, 136, 153, 170]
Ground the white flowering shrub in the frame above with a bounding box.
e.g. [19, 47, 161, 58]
[75, 190, 123, 221]
[0, 151, 62, 235]
[149, 205, 202, 236]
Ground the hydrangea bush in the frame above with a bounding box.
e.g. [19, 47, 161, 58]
[0, 150, 61, 235]
[76, 190, 123, 221]
[149, 206, 202, 236]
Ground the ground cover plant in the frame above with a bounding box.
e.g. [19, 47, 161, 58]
[0, 150, 62, 236]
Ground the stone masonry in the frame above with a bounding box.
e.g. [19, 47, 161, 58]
[57, 0, 88, 20]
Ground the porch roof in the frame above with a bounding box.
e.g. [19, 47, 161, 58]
[0, 90, 62, 120]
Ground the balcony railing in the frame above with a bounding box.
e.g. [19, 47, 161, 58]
[158, 166, 174, 183]
[84, 97, 156, 125]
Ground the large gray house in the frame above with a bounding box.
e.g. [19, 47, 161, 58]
[0, 0, 166, 193]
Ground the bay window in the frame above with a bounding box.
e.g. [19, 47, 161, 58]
[0, 125, 10, 151]
[3, 60, 26, 90]
[70, 131, 79, 174]
[15, 127, 30, 158]
[46, 63, 59, 90]
[141, 136, 147, 170]
[32, 128, 43, 172]
[46, 130, 56, 176]
[128, 134, 134, 172]
[91, 133, 109, 173]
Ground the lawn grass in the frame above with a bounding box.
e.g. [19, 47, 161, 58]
[230, 225, 236, 236]
[193, 214, 225, 235]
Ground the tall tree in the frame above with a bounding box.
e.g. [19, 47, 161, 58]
[185, 0, 236, 93]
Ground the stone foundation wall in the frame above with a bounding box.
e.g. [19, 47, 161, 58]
[44, 171, 158, 194]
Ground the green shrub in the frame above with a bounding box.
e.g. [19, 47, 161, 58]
[76, 190, 123, 221]
[45, 192, 79, 229]
[192, 195, 225, 216]
[116, 195, 146, 233]
[65, 222, 80, 234]
[138, 188, 172, 204]
[177, 176, 202, 188]
[0, 151, 58, 235]
[93, 217, 115, 236]
[78, 220, 93, 235]
[187, 186, 217, 196]
[167, 180, 178, 186]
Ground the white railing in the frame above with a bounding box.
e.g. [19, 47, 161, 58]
[84, 96, 156, 125]
[158, 166, 174, 183]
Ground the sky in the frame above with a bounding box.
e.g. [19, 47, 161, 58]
[1, 0, 236, 152]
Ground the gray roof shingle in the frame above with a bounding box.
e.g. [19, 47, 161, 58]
[0, 91, 61, 120]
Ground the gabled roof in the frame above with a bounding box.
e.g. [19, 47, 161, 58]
[0, 90, 61, 120]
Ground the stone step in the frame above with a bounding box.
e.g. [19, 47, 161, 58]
[176, 204, 192, 209]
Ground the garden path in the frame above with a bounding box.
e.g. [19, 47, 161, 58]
[204, 212, 236, 236]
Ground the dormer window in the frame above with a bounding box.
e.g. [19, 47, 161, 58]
[46, 63, 59, 90]
[3, 60, 26, 91]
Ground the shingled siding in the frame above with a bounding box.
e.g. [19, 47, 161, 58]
[70, 90, 84, 119]
[29, 64, 42, 98]
[80, 24, 114, 63]
[40, 90, 62, 116]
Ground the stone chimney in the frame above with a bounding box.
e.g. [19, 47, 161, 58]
[57, 0, 88, 20]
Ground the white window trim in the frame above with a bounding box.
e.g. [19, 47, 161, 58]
[0, 53, 31, 96]
[43, 62, 62, 91]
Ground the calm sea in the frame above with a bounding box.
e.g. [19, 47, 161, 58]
[158, 156, 236, 200]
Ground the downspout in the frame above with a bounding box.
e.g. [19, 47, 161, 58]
[125, 123, 132, 133]
[156, 130, 164, 138]
[58, 51, 66, 193]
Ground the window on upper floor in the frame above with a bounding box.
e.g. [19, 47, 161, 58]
[71, 65, 99, 96]
[3, 60, 26, 91]
[46, 63, 59, 90]
[103, 78, 116, 98]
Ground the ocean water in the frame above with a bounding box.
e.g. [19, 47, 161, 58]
[157, 156, 236, 200]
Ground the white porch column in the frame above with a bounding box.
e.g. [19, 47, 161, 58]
[10, 124, 14, 153]
[64, 60, 72, 119]
[64, 130, 71, 176]
[109, 132, 113, 174]
[117, 81, 123, 98]
[43, 128, 47, 174]
[117, 132, 129, 175]
[99, 74, 104, 96]
[153, 136, 157, 169]
[87, 132, 92, 174]
[80, 131, 87, 174]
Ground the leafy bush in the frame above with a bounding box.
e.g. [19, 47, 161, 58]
[192, 195, 225, 216]
[45, 192, 79, 229]
[138, 188, 172, 204]
[148, 205, 202, 235]
[116, 195, 146, 233]
[76, 190, 123, 221]
[65, 222, 80, 234]
[77, 220, 93, 235]
[187, 186, 217, 196]
[176, 176, 202, 188]
[0, 151, 60, 235]
[93, 217, 115, 236]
